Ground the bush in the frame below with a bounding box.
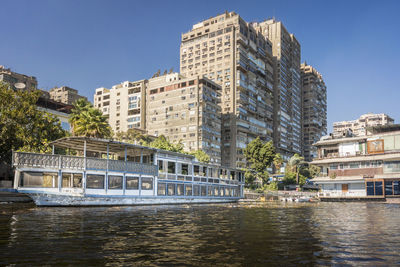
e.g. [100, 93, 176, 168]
[265, 181, 279, 191]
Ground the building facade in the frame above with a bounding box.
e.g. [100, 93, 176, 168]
[252, 19, 302, 160]
[49, 86, 87, 105]
[94, 80, 146, 133]
[311, 125, 400, 200]
[146, 73, 222, 163]
[300, 63, 327, 162]
[0, 65, 38, 91]
[180, 11, 275, 168]
[333, 113, 394, 137]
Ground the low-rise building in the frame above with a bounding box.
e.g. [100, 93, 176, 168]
[311, 125, 400, 199]
[333, 113, 394, 137]
[49, 86, 87, 105]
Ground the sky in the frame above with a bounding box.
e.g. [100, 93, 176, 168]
[1, 0, 400, 132]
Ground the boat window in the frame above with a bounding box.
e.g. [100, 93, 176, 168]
[20, 171, 58, 188]
[158, 160, 165, 172]
[394, 181, 400, 195]
[62, 173, 82, 188]
[181, 163, 189, 175]
[225, 187, 229, 196]
[168, 162, 176, 174]
[208, 186, 213, 196]
[193, 185, 200, 196]
[126, 176, 139, 190]
[157, 183, 166, 195]
[86, 174, 105, 189]
[177, 184, 184, 196]
[201, 185, 207, 196]
[141, 177, 153, 190]
[108, 175, 123, 189]
[167, 183, 175, 195]
[214, 186, 219, 196]
[185, 184, 192, 196]
[375, 181, 383, 195]
[385, 181, 393, 196]
[194, 165, 200, 176]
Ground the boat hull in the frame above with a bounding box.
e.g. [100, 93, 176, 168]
[27, 193, 240, 206]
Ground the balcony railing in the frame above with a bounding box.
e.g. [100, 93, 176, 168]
[13, 152, 157, 176]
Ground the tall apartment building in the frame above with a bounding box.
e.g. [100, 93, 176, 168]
[94, 80, 146, 133]
[93, 74, 222, 163]
[49, 86, 87, 105]
[180, 12, 275, 168]
[0, 65, 38, 90]
[252, 19, 302, 160]
[146, 73, 222, 163]
[300, 63, 327, 162]
[333, 113, 394, 137]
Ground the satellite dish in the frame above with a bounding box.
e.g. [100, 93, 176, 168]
[14, 83, 26, 89]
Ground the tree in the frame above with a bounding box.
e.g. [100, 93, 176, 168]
[147, 135, 184, 153]
[69, 99, 112, 138]
[189, 150, 210, 163]
[0, 82, 66, 165]
[308, 165, 321, 178]
[243, 137, 276, 187]
[287, 154, 308, 184]
[273, 153, 284, 174]
[115, 128, 152, 145]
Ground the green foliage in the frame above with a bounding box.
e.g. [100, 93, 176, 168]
[115, 129, 152, 145]
[265, 181, 279, 191]
[330, 172, 337, 179]
[244, 137, 276, 173]
[69, 99, 112, 138]
[147, 135, 184, 153]
[0, 82, 66, 163]
[283, 172, 297, 185]
[308, 165, 321, 178]
[273, 153, 284, 174]
[189, 150, 210, 163]
[244, 170, 257, 188]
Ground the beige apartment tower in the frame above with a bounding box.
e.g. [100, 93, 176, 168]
[300, 63, 327, 162]
[333, 113, 394, 137]
[146, 73, 222, 163]
[180, 12, 275, 168]
[49, 86, 87, 105]
[252, 19, 302, 160]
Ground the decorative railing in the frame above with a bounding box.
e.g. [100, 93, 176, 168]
[13, 152, 157, 176]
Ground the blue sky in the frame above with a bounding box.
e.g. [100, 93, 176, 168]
[1, 0, 399, 132]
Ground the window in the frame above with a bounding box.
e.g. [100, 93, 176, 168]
[126, 176, 139, 190]
[108, 175, 123, 189]
[177, 184, 184, 196]
[185, 184, 192, 196]
[141, 177, 153, 190]
[168, 161, 176, 174]
[158, 183, 166, 195]
[20, 171, 58, 188]
[181, 164, 189, 175]
[193, 185, 200, 196]
[168, 183, 175, 195]
[62, 173, 82, 188]
[201, 185, 207, 196]
[86, 174, 105, 189]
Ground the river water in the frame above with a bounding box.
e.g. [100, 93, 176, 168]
[0, 202, 399, 266]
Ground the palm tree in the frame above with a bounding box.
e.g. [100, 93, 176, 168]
[73, 108, 112, 138]
[288, 154, 308, 184]
[273, 153, 284, 174]
[69, 98, 92, 135]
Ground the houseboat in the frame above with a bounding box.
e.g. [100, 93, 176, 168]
[12, 137, 244, 206]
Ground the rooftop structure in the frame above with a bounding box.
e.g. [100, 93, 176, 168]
[49, 86, 87, 105]
[0, 65, 38, 91]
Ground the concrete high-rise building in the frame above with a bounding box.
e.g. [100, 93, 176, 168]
[0, 65, 38, 91]
[93, 73, 222, 163]
[94, 80, 146, 133]
[333, 113, 394, 137]
[252, 19, 302, 160]
[146, 73, 222, 163]
[300, 63, 327, 162]
[49, 86, 87, 105]
[180, 12, 275, 168]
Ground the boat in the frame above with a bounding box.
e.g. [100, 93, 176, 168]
[12, 137, 245, 206]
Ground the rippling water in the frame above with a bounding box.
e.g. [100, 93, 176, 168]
[1, 202, 400, 266]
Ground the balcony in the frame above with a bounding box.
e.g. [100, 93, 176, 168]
[13, 152, 157, 176]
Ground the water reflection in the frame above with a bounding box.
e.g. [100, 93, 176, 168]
[0, 202, 399, 265]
